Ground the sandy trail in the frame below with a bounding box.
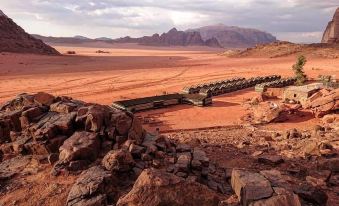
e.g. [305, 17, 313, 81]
[0, 45, 338, 131]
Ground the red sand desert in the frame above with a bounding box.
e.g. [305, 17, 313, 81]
[0, 44, 338, 132]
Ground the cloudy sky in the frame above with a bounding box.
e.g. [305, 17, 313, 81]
[1, 0, 338, 43]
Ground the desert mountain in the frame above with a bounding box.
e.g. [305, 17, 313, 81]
[322, 7, 339, 43]
[95, 37, 113, 41]
[32, 34, 95, 45]
[73, 35, 90, 40]
[187, 24, 276, 48]
[0, 10, 59, 55]
[33, 28, 221, 48]
[224, 41, 339, 59]
[119, 28, 221, 47]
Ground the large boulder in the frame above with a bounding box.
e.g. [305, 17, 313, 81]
[66, 166, 116, 206]
[191, 147, 209, 171]
[304, 89, 338, 117]
[0, 118, 11, 143]
[33, 92, 55, 106]
[101, 149, 135, 173]
[116, 168, 221, 206]
[231, 169, 274, 206]
[112, 111, 133, 136]
[127, 117, 144, 144]
[246, 102, 285, 124]
[20, 106, 47, 128]
[50, 101, 78, 114]
[30, 112, 76, 140]
[76, 105, 112, 132]
[59, 131, 100, 164]
[0, 156, 32, 180]
[175, 152, 192, 173]
[249, 187, 301, 206]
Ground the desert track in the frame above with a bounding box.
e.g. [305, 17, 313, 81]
[0, 45, 338, 131]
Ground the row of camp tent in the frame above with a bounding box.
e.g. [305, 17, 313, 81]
[182, 77, 245, 94]
[255, 77, 297, 92]
[183, 75, 281, 97]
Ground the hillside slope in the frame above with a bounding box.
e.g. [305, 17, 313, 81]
[0, 10, 59, 55]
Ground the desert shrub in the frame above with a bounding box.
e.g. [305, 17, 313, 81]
[292, 55, 307, 85]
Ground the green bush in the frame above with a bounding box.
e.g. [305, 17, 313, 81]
[292, 55, 307, 86]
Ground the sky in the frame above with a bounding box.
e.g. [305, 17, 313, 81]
[1, 0, 338, 43]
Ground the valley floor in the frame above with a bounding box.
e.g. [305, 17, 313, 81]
[0, 45, 338, 132]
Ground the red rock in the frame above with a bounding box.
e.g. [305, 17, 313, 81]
[112, 112, 133, 135]
[66, 166, 116, 206]
[33, 92, 55, 106]
[129, 143, 145, 158]
[21, 106, 45, 123]
[175, 152, 192, 172]
[24, 141, 50, 155]
[101, 149, 135, 172]
[231, 169, 273, 205]
[0, 10, 59, 55]
[116, 168, 221, 206]
[50, 101, 77, 113]
[59, 131, 100, 164]
[258, 155, 284, 166]
[304, 89, 338, 117]
[128, 117, 144, 144]
[322, 8, 339, 43]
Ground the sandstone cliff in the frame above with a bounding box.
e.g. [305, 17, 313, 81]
[0, 10, 59, 55]
[322, 8, 339, 43]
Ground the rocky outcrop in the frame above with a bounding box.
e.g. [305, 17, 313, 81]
[0, 10, 59, 55]
[187, 24, 276, 48]
[116, 168, 222, 206]
[304, 88, 338, 117]
[66, 166, 116, 206]
[1, 92, 337, 206]
[322, 8, 339, 43]
[0, 92, 145, 173]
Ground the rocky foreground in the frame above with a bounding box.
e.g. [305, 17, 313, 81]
[0, 92, 338, 206]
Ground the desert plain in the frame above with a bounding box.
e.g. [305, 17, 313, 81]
[0, 44, 337, 132]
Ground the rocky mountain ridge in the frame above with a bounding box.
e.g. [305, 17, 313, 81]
[0, 10, 59, 55]
[33, 25, 277, 49]
[116, 28, 221, 47]
[34, 28, 222, 48]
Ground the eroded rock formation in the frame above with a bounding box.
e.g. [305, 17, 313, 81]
[1, 93, 337, 205]
[322, 8, 339, 43]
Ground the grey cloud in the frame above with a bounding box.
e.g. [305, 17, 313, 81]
[1, 0, 338, 42]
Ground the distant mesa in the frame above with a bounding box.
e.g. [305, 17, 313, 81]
[322, 7, 339, 44]
[114, 27, 222, 48]
[73, 35, 90, 40]
[0, 10, 59, 55]
[34, 28, 222, 48]
[187, 24, 277, 48]
[34, 25, 276, 49]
